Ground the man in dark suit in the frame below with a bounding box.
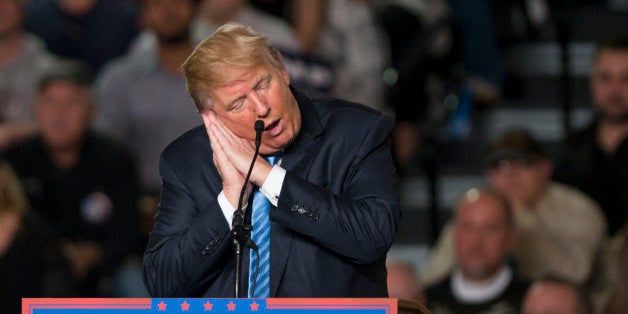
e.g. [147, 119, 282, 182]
[142, 23, 400, 298]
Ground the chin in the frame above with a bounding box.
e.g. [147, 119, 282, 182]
[259, 145, 283, 156]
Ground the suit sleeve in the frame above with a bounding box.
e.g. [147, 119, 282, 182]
[272, 114, 400, 264]
[142, 153, 232, 297]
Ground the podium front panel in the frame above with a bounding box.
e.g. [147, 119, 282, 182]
[22, 298, 401, 314]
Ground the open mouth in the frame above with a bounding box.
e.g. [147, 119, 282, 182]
[265, 119, 281, 136]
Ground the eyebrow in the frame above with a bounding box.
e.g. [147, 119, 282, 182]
[254, 73, 272, 89]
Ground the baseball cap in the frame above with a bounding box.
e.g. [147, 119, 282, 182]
[483, 128, 546, 168]
[39, 58, 94, 90]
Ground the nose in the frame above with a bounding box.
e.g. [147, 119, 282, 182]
[250, 92, 269, 117]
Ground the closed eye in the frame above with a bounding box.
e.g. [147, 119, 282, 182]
[255, 75, 271, 90]
[228, 97, 246, 111]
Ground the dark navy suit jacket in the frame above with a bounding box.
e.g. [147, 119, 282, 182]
[142, 89, 400, 297]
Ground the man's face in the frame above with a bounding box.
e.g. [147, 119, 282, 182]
[142, 0, 195, 43]
[205, 63, 302, 155]
[0, 0, 23, 39]
[522, 282, 580, 314]
[591, 49, 628, 123]
[453, 193, 514, 281]
[486, 158, 551, 208]
[36, 81, 92, 150]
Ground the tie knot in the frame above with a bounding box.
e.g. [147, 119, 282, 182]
[264, 154, 281, 166]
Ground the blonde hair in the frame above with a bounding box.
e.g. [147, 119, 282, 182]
[0, 162, 29, 216]
[181, 23, 284, 112]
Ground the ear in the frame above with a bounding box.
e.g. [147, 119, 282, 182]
[280, 66, 290, 86]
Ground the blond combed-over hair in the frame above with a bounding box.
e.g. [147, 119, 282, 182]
[181, 23, 284, 112]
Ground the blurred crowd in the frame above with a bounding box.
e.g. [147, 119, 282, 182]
[0, 0, 626, 313]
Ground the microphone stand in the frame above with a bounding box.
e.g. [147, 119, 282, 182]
[232, 120, 264, 298]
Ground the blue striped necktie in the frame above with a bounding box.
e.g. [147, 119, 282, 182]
[248, 154, 279, 298]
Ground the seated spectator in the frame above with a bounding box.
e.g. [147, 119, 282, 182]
[24, 0, 139, 74]
[554, 36, 628, 237]
[423, 128, 607, 287]
[0, 0, 56, 150]
[425, 187, 530, 314]
[4, 59, 142, 297]
[522, 276, 594, 314]
[386, 259, 426, 303]
[95, 0, 201, 195]
[0, 161, 76, 313]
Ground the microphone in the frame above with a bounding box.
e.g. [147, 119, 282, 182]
[232, 119, 264, 246]
[254, 120, 264, 146]
[231, 120, 264, 297]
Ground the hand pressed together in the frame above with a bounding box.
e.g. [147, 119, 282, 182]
[203, 111, 273, 208]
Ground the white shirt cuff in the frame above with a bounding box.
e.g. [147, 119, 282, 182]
[260, 165, 286, 206]
[217, 191, 246, 228]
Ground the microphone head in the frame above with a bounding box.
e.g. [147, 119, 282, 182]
[254, 120, 265, 132]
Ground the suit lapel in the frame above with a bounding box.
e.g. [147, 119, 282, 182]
[281, 88, 324, 175]
[270, 88, 323, 296]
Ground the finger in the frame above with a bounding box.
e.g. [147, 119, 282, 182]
[204, 113, 231, 173]
[206, 113, 249, 180]
[210, 113, 245, 150]
[205, 113, 232, 159]
[208, 114, 259, 174]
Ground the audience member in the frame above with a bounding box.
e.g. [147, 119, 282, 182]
[522, 276, 594, 314]
[0, 0, 56, 150]
[423, 128, 607, 287]
[255, 0, 393, 112]
[24, 0, 140, 74]
[425, 187, 530, 314]
[4, 59, 142, 297]
[193, 0, 300, 55]
[554, 36, 628, 236]
[95, 0, 201, 194]
[386, 259, 426, 303]
[0, 161, 76, 313]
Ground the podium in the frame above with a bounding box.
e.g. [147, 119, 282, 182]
[22, 298, 431, 314]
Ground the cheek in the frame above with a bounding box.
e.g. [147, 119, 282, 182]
[486, 238, 506, 255]
[222, 115, 257, 140]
